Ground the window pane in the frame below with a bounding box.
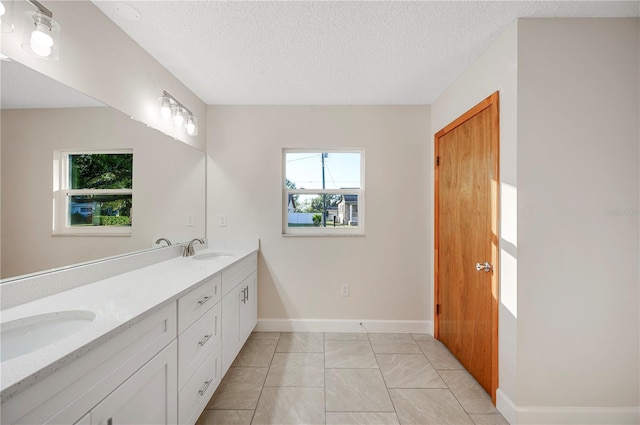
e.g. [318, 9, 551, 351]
[287, 193, 359, 228]
[69, 153, 133, 190]
[285, 152, 360, 190]
[68, 194, 132, 226]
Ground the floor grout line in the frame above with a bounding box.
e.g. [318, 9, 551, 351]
[248, 332, 280, 425]
[200, 332, 506, 425]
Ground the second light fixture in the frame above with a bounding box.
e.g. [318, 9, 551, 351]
[160, 91, 198, 136]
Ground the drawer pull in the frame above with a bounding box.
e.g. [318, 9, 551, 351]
[198, 379, 213, 396]
[197, 295, 212, 306]
[198, 334, 213, 346]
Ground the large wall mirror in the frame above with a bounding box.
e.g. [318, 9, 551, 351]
[1, 58, 206, 280]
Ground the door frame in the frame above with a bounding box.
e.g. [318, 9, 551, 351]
[433, 91, 500, 403]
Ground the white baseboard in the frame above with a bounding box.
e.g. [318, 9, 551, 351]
[496, 389, 517, 425]
[496, 390, 639, 425]
[255, 318, 432, 334]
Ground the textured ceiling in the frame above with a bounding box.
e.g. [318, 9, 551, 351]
[95, 1, 639, 105]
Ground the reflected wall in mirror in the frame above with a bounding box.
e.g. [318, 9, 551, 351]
[1, 59, 206, 279]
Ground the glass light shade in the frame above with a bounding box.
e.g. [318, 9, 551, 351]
[22, 11, 61, 60]
[0, 0, 15, 33]
[173, 106, 185, 127]
[160, 96, 172, 119]
[185, 115, 198, 136]
[30, 23, 53, 57]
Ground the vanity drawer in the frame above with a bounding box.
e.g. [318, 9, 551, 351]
[178, 344, 221, 425]
[178, 274, 221, 333]
[178, 301, 221, 390]
[221, 253, 257, 297]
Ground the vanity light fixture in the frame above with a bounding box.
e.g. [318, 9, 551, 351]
[159, 91, 198, 136]
[173, 105, 185, 127]
[160, 94, 172, 119]
[0, 0, 15, 33]
[22, 0, 61, 60]
[185, 115, 197, 136]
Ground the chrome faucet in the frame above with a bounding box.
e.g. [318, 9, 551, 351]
[183, 238, 205, 257]
[155, 237, 172, 246]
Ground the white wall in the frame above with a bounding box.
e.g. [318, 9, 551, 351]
[516, 18, 639, 421]
[207, 106, 431, 330]
[1, 107, 206, 278]
[431, 21, 519, 422]
[433, 18, 640, 424]
[0, 0, 206, 150]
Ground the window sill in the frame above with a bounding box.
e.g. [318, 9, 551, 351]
[282, 232, 365, 237]
[52, 229, 132, 237]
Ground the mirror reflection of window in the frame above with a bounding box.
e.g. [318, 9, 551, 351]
[54, 150, 133, 234]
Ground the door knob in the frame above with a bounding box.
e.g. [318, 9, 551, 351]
[475, 262, 492, 272]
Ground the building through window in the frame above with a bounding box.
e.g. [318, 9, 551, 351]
[283, 149, 364, 235]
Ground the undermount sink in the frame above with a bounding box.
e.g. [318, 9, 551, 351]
[192, 252, 234, 261]
[1, 310, 96, 362]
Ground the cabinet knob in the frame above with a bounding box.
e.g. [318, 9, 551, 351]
[198, 379, 213, 396]
[198, 295, 212, 305]
[198, 334, 213, 346]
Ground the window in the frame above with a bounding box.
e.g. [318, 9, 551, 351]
[283, 149, 364, 235]
[53, 150, 133, 235]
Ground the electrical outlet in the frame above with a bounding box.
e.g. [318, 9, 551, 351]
[340, 283, 350, 297]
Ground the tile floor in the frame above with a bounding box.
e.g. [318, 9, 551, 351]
[197, 332, 509, 425]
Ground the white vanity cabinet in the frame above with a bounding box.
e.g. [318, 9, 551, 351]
[240, 272, 257, 345]
[221, 254, 258, 374]
[176, 274, 222, 425]
[2, 303, 177, 425]
[0, 248, 259, 425]
[80, 341, 177, 425]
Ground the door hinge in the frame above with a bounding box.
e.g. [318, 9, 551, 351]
[436, 304, 440, 315]
[436, 156, 440, 166]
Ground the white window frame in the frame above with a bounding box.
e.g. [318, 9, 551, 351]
[283, 148, 365, 236]
[53, 149, 133, 236]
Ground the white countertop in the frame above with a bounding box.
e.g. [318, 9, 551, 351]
[0, 241, 258, 401]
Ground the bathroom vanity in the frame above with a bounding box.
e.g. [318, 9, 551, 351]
[0, 240, 258, 425]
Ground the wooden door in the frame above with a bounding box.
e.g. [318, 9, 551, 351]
[434, 92, 499, 403]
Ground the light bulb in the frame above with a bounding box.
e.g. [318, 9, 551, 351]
[160, 96, 172, 119]
[30, 23, 53, 57]
[186, 116, 196, 136]
[173, 107, 185, 127]
[0, 2, 6, 17]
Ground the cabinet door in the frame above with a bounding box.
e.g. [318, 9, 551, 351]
[90, 341, 177, 425]
[239, 272, 257, 342]
[221, 288, 241, 374]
